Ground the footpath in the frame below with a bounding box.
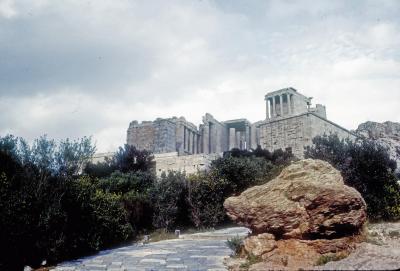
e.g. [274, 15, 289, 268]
[51, 227, 249, 271]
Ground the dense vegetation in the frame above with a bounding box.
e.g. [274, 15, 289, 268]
[0, 134, 291, 270]
[305, 134, 400, 220]
[0, 135, 133, 270]
[2, 132, 399, 270]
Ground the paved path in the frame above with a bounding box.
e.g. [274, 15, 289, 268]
[52, 227, 249, 271]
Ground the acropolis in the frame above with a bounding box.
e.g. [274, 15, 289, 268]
[127, 87, 356, 175]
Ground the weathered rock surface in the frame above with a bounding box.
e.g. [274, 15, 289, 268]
[243, 233, 276, 257]
[224, 159, 367, 239]
[356, 121, 400, 173]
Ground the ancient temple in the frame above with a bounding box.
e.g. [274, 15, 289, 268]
[127, 88, 356, 164]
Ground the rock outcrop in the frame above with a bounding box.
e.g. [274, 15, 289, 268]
[224, 159, 367, 269]
[224, 159, 367, 239]
[356, 121, 400, 173]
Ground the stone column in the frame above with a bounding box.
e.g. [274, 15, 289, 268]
[229, 127, 236, 150]
[209, 123, 214, 153]
[193, 133, 197, 154]
[272, 96, 276, 118]
[266, 99, 270, 120]
[235, 131, 241, 149]
[279, 94, 284, 116]
[250, 124, 257, 149]
[188, 130, 192, 154]
[245, 126, 250, 150]
[203, 124, 209, 154]
[197, 134, 201, 154]
[287, 93, 292, 115]
[183, 127, 187, 151]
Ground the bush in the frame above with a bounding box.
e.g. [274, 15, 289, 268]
[226, 235, 244, 256]
[183, 147, 288, 228]
[210, 156, 274, 194]
[95, 170, 156, 232]
[187, 172, 229, 228]
[305, 134, 400, 220]
[151, 171, 189, 230]
[0, 136, 133, 270]
[111, 144, 155, 173]
[84, 161, 114, 178]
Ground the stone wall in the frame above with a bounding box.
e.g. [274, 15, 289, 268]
[154, 152, 222, 176]
[153, 119, 176, 153]
[127, 117, 200, 154]
[309, 113, 356, 143]
[127, 121, 155, 151]
[258, 114, 310, 157]
[258, 113, 356, 158]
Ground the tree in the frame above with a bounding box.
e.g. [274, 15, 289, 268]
[305, 134, 400, 220]
[0, 134, 96, 177]
[187, 172, 229, 228]
[110, 144, 154, 173]
[210, 156, 274, 194]
[150, 171, 188, 230]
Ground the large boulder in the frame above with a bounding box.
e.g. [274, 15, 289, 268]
[224, 159, 367, 239]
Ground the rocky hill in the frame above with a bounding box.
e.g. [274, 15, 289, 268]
[356, 121, 400, 173]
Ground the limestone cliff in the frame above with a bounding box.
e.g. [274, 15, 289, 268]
[356, 121, 400, 173]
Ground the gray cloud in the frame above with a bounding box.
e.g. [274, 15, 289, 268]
[0, 0, 399, 151]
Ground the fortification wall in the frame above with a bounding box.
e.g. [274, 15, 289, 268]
[309, 113, 357, 144]
[259, 113, 356, 158]
[127, 121, 155, 151]
[154, 152, 222, 176]
[153, 119, 176, 153]
[259, 114, 311, 158]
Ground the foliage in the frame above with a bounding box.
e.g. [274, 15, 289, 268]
[305, 134, 400, 220]
[226, 235, 244, 256]
[0, 135, 132, 270]
[146, 229, 178, 243]
[316, 253, 347, 266]
[239, 253, 263, 270]
[150, 171, 189, 230]
[187, 172, 229, 228]
[84, 161, 114, 178]
[110, 144, 155, 173]
[210, 156, 274, 194]
[0, 134, 96, 176]
[184, 147, 291, 228]
[96, 170, 156, 231]
[97, 170, 155, 194]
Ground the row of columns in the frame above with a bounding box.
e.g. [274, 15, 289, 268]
[228, 127, 251, 150]
[183, 126, 200, 154]
[266, 92, 293, 119]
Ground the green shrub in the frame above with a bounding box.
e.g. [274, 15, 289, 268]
[151, 171, 189, 230]
[110, 144, 155, 173]
[226, 235, 244, 256]
[305, 134, 400, 220]
[97, 170, 155, 194]
[0, 141, 133, 270]
[316, 253, 347, 265]
[187, 173, 229, 228]
[210, 156, 274, 194]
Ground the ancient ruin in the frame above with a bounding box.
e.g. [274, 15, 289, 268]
[127, 88, 356, 174]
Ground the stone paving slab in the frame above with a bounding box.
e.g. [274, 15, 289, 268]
[51, 227, 249, 271]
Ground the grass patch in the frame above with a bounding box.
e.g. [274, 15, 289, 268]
[137, 229, 178, 243]
[239, 254, 262, 270]
[226, 235, 243, 256]
[316, 253, 347, 266]
[389, 230, 400, 238]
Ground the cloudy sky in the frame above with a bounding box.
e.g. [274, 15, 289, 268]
[1, 0, 399, 152]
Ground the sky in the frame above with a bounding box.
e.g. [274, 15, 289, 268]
[0, 0, 399, 152]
